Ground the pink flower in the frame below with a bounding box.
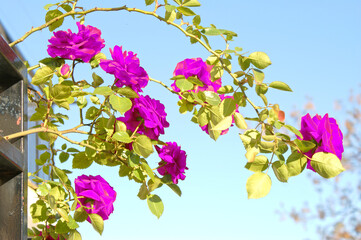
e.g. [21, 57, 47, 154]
[100, 46, 149, 92]
[171, 58, 222, 93]
[60, 64, 70, 78]
[47, 22, 105, 63]
[156, 142, 188, 184]
[117, 95, 169, 140]
[298, 113, 344, 171]
[74, 175, 116, 222]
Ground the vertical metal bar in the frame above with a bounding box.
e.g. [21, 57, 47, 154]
[0, 35, 28, 240]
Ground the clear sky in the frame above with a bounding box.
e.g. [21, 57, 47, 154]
[1, 0, 360, 239]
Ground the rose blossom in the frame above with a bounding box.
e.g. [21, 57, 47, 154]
[117, 95, 169, 140]
[156, 142, 188, 184]
[74, 175, 116, 222]
[47, 22, 105, 63]
[171, 58, 222, 93]
[100, 46, 149, 92]
[298, 113, 344, 171]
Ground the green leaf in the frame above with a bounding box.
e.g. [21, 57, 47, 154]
[112, 131, 132, 143]
[55, 220, 70, 234]
[72, 152, 93, 169]
[93, 86, 113, 96]
[176, 79, 193, 91]
[60, 4, 72, 13]
[167, 183, 182, 197]
[109, 95, 132, 114]
[45, 9, 64, 32]
[145, 0, 155, 5]
[193, 15, 201, 25]
[116, 87, 139, 98]
[119, 165, 131, 177]
[252, 68, 265, 84]
[183, 0, 201, 7]
[53, 166, 69, 184]
[44, 3, 56, 10]
[141, 162, 155, 181]
[294, 139, 316, 153]
[204, 91, 221, 105]
[39, 57, 65, 70]
[202, 27, 221, 36]
[177, 6, 196, 16]
[186, 76, 204, 87]
[246, 172, 272, 199]
[217, 85, 234, 94]
[57, 208, 69, 222]
[286, 151, 307, 177]
[220, 98, 236, 117]
[51, 84, 72, 100]
[74, 207, 88, 222]
[245, 147, 260, 163]
[238, 56, 251, 71]
[212, 116, 232, 131]
[245, 155, 268, 172]
[90, 53, 106, 69]
[284, 124, 303, 138]
[69, 230, 82, 240]
[85, 106, 99, 120]
[133, 135, 154, 158]
[31, 66, 54, 85]
[138, 182, 150, 200]
[310, 152, 345, 178]
[147, 194, 164, 219]
[269, 81, 292, 92]
[233, 112, 248, 129]
[272, 161, 289, 182]
[248, 52, 272, 69]
[36, 144, 48, 150]
[92, 72, 104, 87]
[89, 213, 104, 235]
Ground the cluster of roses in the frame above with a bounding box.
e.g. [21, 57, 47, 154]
[43, 22, 344, 237]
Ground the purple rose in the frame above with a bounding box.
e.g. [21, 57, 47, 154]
[100, 46, 149, 93]
[298, 113, 344, 171]
[117, 95, 169, 140]
[47, 22, 105, 63]
[171, 58, 222, 93]
[156, 142, 188, 184]
[74, 175, 116, 222]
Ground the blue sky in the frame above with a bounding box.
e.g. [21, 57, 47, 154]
[1, 0, 360, 239]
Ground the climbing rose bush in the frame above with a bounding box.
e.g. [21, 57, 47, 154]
[156, 142, 188, 184]
[298, 113, 344, 170]
[74, 175, 117, 222]
[117, 95, 170, 140]
[100, 45, 149, 92]
[171, 58, 222, 93]
[47, 22, 105, 62]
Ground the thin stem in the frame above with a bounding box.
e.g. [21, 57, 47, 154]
[28, 64, 40, 72]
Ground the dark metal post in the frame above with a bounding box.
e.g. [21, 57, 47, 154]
[0, 35, 28, 240]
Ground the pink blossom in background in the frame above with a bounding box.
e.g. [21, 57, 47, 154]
[156, 142, 188, 184]
[171, 58, 222, 93]
[117, 95, 169, 140]
[47, 22, 105, 63]
[100, 46, 149, 92]
[298, 113, 344, 171]
[74, 175, 116, 222]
